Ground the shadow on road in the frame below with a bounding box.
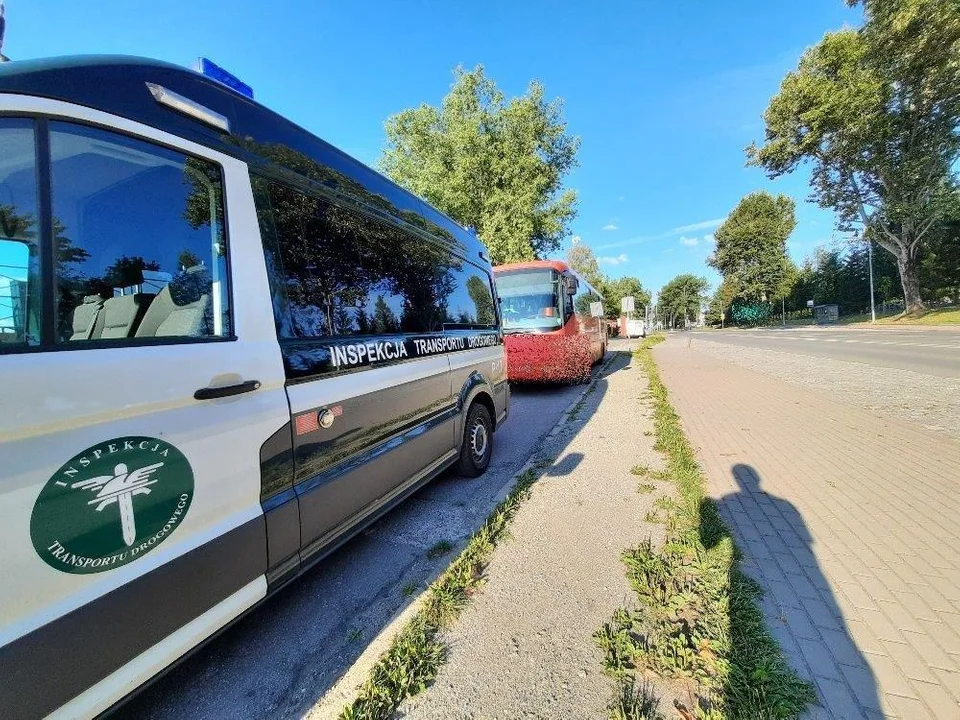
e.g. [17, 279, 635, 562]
[118, 352, 629, 720]
[702, 463, 880, 718]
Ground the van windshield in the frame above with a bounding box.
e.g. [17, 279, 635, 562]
[496, 270, 563, 332]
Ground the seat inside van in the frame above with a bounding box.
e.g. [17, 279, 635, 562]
[90, 294, 152, 340]
[68, 295, 105, 340]
[135, 266, 213, 338]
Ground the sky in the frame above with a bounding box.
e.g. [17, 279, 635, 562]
[3, 0, 863, 296]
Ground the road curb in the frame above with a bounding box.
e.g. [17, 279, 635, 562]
[306, 348, 625, 719]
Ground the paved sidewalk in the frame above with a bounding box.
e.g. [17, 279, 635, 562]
[400, 348, 665, 718]
[654, 338, 960, 719]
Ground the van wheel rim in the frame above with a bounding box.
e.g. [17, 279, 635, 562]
[470, 421, 488, 461]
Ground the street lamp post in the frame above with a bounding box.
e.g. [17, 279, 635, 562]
[867, 237, 876, 323]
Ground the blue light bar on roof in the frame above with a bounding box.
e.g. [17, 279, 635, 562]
[194, 57, 254, 99]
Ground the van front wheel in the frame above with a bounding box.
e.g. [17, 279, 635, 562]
[457, 403, 493, 477]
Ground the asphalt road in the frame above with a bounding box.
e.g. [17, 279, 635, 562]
[689, 326, 960, 378]
[116, 357, 608, 720]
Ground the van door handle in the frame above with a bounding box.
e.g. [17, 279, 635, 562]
[194, 380, 261, 400]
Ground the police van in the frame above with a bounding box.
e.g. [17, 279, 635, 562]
[0, 56, 508, 718]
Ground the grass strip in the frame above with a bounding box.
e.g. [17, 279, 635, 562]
[596, 334, 815, 720]
[339, 467, 538, 720]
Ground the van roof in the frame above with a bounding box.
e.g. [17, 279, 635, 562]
[0, 55, 483, 258]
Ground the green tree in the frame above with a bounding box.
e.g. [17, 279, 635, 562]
[604, 276, 651, 319]
[566, 243, 604, 288]
[708, 279, 739, 325]
[381, 66, 579, 264]
[710, 192, 796, 304]
[748, 0, 960, 313]
[658, 274, 709, 328]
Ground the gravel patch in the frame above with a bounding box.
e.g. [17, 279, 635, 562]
[399, 345, 667, 719]
[690, 337, 960, 439]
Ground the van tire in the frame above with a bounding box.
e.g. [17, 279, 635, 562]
[457, 402, 493, 477]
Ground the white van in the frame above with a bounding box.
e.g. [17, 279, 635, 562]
[0, 56, 509, 718]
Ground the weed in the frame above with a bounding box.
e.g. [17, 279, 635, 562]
[609, 676, 664, 720]
[347, 628, 362, 643]
[426, 540, 453, 560]
[595, 333, 815, 719]
[631, 464, 651, 477]
[402, 582, 418, 597]
[637, 483, 657, 494]
[341, 468, 539, 719]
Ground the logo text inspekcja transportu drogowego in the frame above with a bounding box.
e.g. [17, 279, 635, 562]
[30, 437, 194, 574]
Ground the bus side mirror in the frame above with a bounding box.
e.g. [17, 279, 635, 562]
[564, 276, 579, 295]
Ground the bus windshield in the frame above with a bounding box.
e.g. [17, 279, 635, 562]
[496, 269, 563, 332]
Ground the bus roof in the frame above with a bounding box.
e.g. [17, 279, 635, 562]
[494, 259, 602, 296]
[0, 55, 483, 259]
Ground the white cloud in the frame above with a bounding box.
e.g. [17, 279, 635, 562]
[596, 217, 725, 251]
[598, 253, 629, 266]
[617, 195, 625, 201]
[602, 223, 619, 231]
[680, 236, 699, 247]
[703, 233, 716, 245]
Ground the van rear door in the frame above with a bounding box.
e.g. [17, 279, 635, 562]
[0, 104, 289, 718]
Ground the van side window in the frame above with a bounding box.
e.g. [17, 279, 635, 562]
[254, 177, 455, 339]
[445, 265, 497, 328]
[0, 119, 41, 349]
[49, 122, 230, 343]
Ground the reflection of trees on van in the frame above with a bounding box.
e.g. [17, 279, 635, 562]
[101, 256, 161, 290]
[177, 250, 202, 271]
[372, 295, 400, 334]
[1, 204, 35, 242]
[182, 158, 225, 242]
[466, 275, 495, 325]
[266, 184, 370, 337]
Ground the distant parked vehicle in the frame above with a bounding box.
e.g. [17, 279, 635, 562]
[494, 260, 607, 383]
[620, 317, 646, 338]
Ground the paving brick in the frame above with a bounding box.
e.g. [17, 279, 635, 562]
[799, 637, 843, 681]
[880, 639, 937, 683]
[837, 581, 880, 612]
[931, 668, 960, 703]
[804, 595, 843, 632]
[859, 575, 899, 604]
[893, 590, 941, 623]
[877, 599, 925, 635]
[757, 556, 789, 584]
[901, 631, 957, 672]
[884, 692, 932, 719]
[783, 605, 822, 641]
[787, 570, 825, 601]
[909, 679, 960, 720]
[914, 584, 960, 615]
[918, 618, 960, 655]
[820, 627, 868, 667]
[862, 652, 916, 699]
[839, 662, 883, 713]
[815, 677, 867, 720]
[859, 608, 905, 643]
[769, 578, 805, 610]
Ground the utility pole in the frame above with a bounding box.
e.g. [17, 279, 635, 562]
[867, 237, 876, 323]
[782, 297, 786, 326]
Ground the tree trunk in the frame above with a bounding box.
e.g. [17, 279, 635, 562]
[896, 249, 924, 314]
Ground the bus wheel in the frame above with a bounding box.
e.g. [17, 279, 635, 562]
[457, 402, 493, 477]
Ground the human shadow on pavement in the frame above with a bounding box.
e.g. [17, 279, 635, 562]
[702, 463, 880, 718]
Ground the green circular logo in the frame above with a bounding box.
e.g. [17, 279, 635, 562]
[31, 437, 194, 574]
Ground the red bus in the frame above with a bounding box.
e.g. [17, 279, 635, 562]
[494, 260, 607, 383]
